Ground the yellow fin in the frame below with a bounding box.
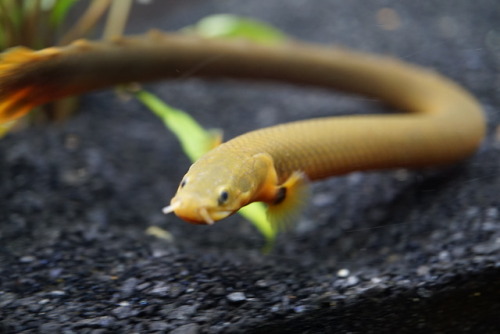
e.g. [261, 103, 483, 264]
[0, 47, 50, 123]
[266, 171, 310, 232]
[0, 87, 35, 123]
[206, 128, 223, 150]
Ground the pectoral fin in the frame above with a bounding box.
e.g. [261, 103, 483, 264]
[266, 171, 310, 232]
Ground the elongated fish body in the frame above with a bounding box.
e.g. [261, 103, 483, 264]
[0, 32, 485, 227]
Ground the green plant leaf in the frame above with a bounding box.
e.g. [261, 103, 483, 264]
[184, 14, 287, 44]
[0, 120, 16, 137]
[134, 90, 219, 163]
[239, 202, 275, 243]
[48, 0, 78, 26]
[0, 0, 22, 49]
[0, 28, 5, 50]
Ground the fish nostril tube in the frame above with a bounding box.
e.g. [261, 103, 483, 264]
[162, 200, 180, 215]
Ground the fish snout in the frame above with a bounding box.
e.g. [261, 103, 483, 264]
[162, 198, 233, 225]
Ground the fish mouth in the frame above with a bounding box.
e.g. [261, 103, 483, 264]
[195, 207, 234, 224]
[162, 201, 233, 225]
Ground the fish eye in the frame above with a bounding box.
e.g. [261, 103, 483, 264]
[218, 190, 229, 206]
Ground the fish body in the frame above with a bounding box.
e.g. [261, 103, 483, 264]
[0, 32, 486, 227]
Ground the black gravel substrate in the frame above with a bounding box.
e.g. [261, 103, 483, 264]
[1, 1, 499, 333]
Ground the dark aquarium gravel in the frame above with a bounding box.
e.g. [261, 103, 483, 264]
[1, 1, 499, 333]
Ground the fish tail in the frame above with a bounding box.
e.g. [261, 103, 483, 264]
[0, 47, 61, 123]
[266, 171, 310, 231]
